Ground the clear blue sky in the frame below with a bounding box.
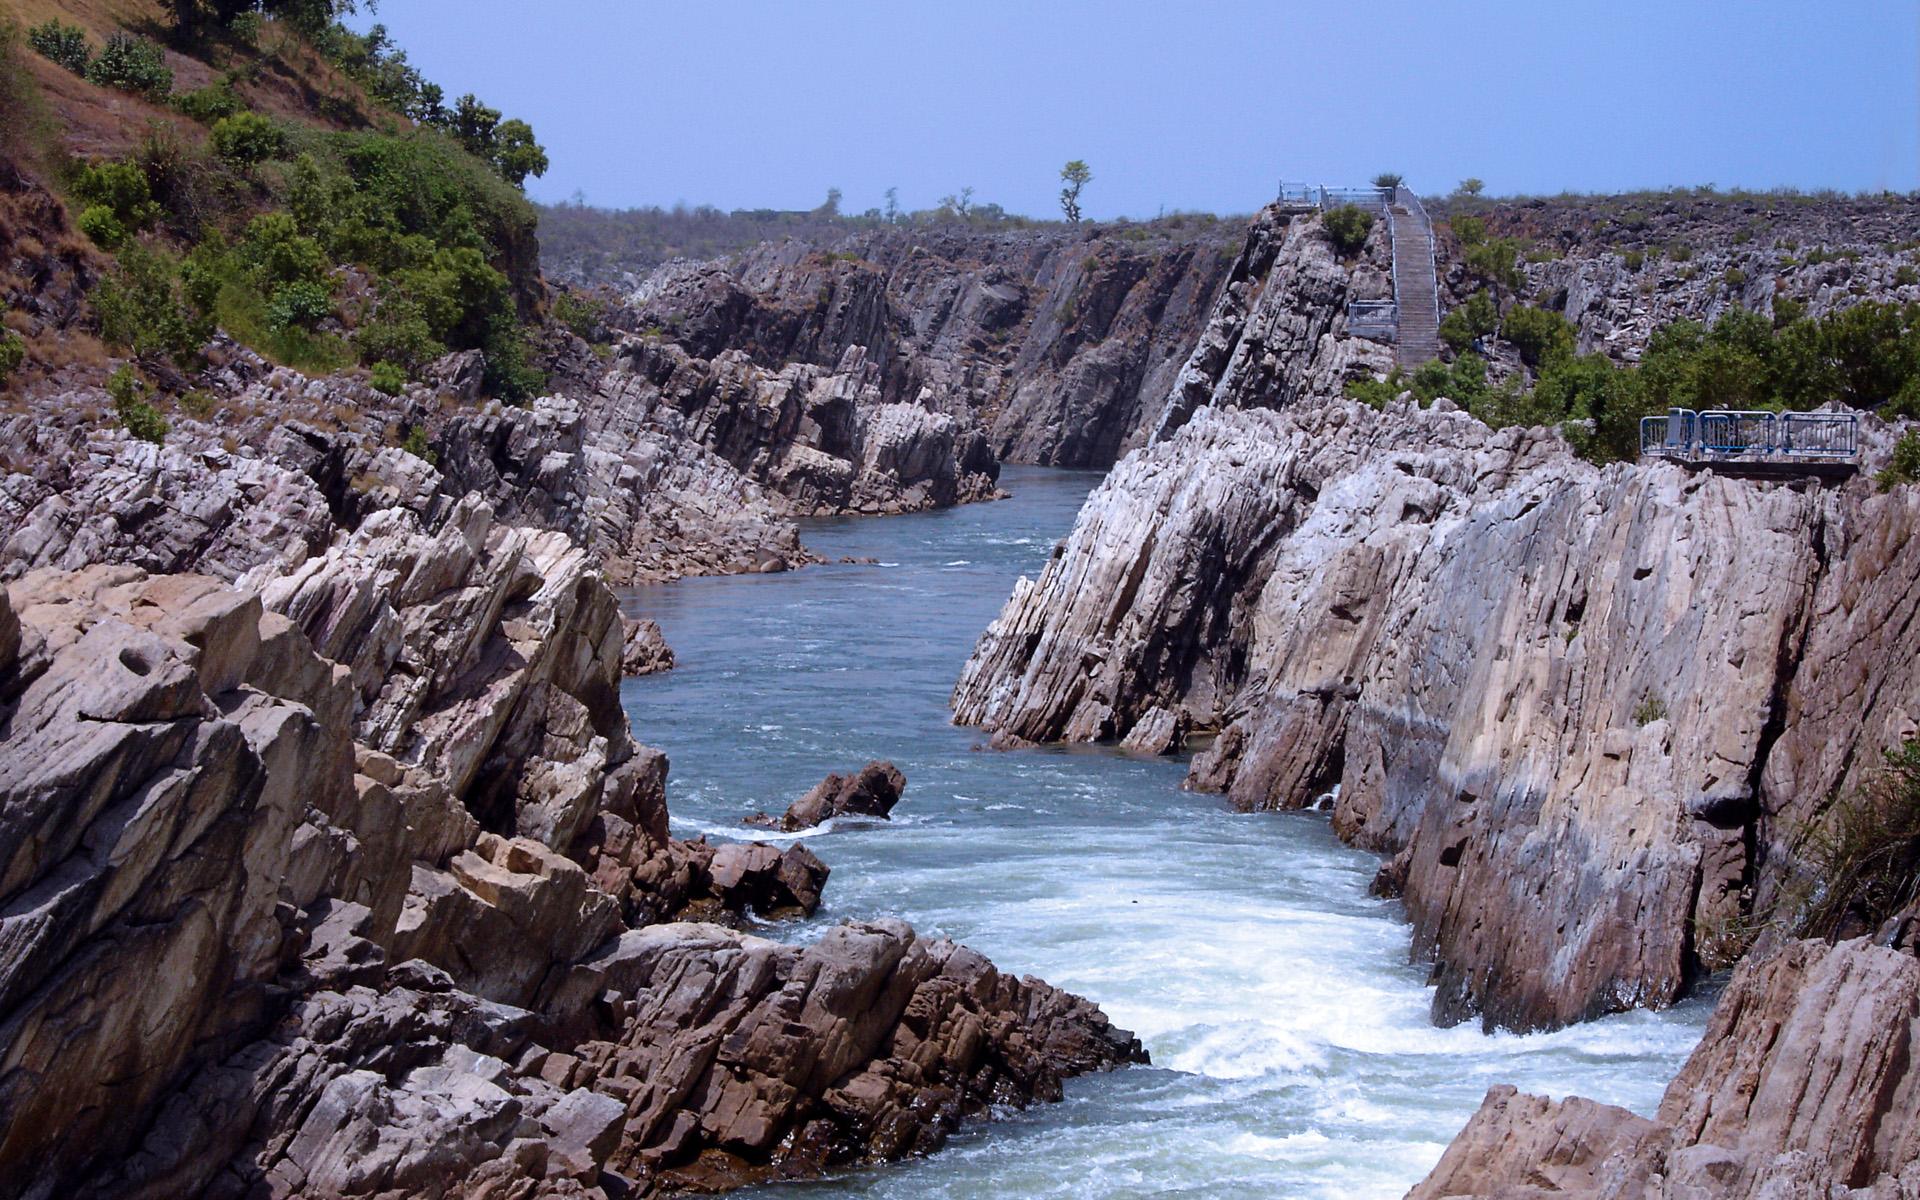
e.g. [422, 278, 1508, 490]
[352, 0, 1919, 218]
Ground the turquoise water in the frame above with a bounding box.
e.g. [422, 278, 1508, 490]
[620, 466, 1709, 1200]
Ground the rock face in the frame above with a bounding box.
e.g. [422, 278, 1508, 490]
[0, 542, 1140, 1197]
[626, 222, 1239, 469]
[955, 395, 1919, 1032]
[753, 760, 908, 831]
[1409, 937, 1920, 1199]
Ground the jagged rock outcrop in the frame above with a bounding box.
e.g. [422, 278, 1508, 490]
[750, 761, 907, 831]
[954, 398, 1919, 1032]
[603, 338, 999, 516]
[626, 221, 1238, 469]
[620, 616, 675, 677]
[1152, 205, 1395, 442]
[2, 520, 1140, 1197]
[1409, 937, 1920, 1199]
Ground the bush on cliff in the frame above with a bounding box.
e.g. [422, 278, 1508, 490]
[210, 111, 286, 166]
[94, 244, 212, 368]
[1790, 738, 1920, 941]
[27, 19, 90, 73]
[0, 329, 24, 385]
[86, 33, 173, 100]
[1499, 305, 1576, 368]
[1877, 431, 1920, 491]
[108, 365, 170, 443]
[1440, 291, 1498, 353]
[1323, 206, 1374, 256]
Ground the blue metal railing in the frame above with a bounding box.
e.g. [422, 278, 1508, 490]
[1347, 299, 1398, 336]
[1640, 408, 1859, 464]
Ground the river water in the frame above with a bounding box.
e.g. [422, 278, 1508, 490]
[620, 466, 1710, 1200]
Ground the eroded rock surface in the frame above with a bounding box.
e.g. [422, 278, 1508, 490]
[1409, 937, 1920, 1199]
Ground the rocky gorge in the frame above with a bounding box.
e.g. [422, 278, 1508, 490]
[6, 8, 1920, 1186]
[946, 194, 1920, 1193]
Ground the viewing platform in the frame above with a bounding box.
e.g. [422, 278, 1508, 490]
[1639, 408, 1861, 481]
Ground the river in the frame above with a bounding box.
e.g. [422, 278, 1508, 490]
[620, 465, 1710, 1200]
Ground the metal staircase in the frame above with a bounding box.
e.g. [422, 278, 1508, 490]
[1386, 187, 1441, 368]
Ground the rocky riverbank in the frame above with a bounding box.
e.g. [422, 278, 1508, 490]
[0, 495, 1143, 1198]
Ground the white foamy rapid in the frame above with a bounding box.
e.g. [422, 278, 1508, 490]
[623, 467, 1709, 1200]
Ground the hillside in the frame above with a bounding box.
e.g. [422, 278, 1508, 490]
[0, 0, 548, 404]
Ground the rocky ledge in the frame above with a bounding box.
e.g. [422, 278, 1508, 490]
[954, 399, 1920, 1033]
[0, 507, 1140, 1198]
[1410, 935, 1920, 1198]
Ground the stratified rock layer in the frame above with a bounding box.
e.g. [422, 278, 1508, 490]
[955, 398, 1919, 1032]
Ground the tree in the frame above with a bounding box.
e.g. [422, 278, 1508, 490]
[1059, 160, 1092, 223]
[1323, 205, 1374, 256]
[489, 118, 547, 187]
[1457, 177, 1485, 197]
[1372, 172, 1405, 191]
[818, 187, 842, 217]
[883, 186, 899, 225]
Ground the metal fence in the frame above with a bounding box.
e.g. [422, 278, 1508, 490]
[1276, 182, 1391, 210]
[1640, 408, 1860, 463]
[1346, 300, 1398, 337]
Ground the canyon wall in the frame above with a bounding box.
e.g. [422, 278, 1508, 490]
[623, 221, 1241, 469]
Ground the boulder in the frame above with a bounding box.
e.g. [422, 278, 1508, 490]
[754, 760, 907, 831]
[620, 614, 676, 677]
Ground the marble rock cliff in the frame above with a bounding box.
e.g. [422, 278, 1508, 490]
[0, 506, 1142, 1199]
[626, 221, 1239, 469]
[1409, 935, 1920, 1199]
[954, 398, 1919, 1033]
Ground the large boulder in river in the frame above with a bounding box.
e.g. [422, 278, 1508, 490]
[767, 760, 908, 831]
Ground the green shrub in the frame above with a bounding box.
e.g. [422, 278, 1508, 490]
[1323, 205, 1374, 256]
[1722, 268, 1748, 289]
[27, 19, 89, 73]
[210, 111, 285, 165]
[173, 81, 242, 123]
[1667, 241, 1693, 263]
[0, 328, 24, 383]
[400, 422, 436, 463]
[228, 11, 262, 44]
[266, 280, 332, 331]
[77, 205, 131, 249]
[1439, 291, 1498, 354]
[240, 212, 328, 287]
[1898, 265, 1920, 288]
[552, 288, 609, 342]
[1499, 305, 1576, 368]
[369, 360, 408, 395]
[1623, 249, 1645, 272]
[1773, 296, 1806, 328]
[1789, 739, 1920, 940]
[72, 159, 161, 235]
[1633, 696, 1668, 726]
[1451, 215, 1488, 247]
[1464, 236, 1526, 298]
[1878, 431, 1920, 492]
[353, 295, 444, 371]
[1344, 368, 1407, 409]
[107, 365, 169, 443]
[94, 244, 210, 367]
[86, 33, 173, 100]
